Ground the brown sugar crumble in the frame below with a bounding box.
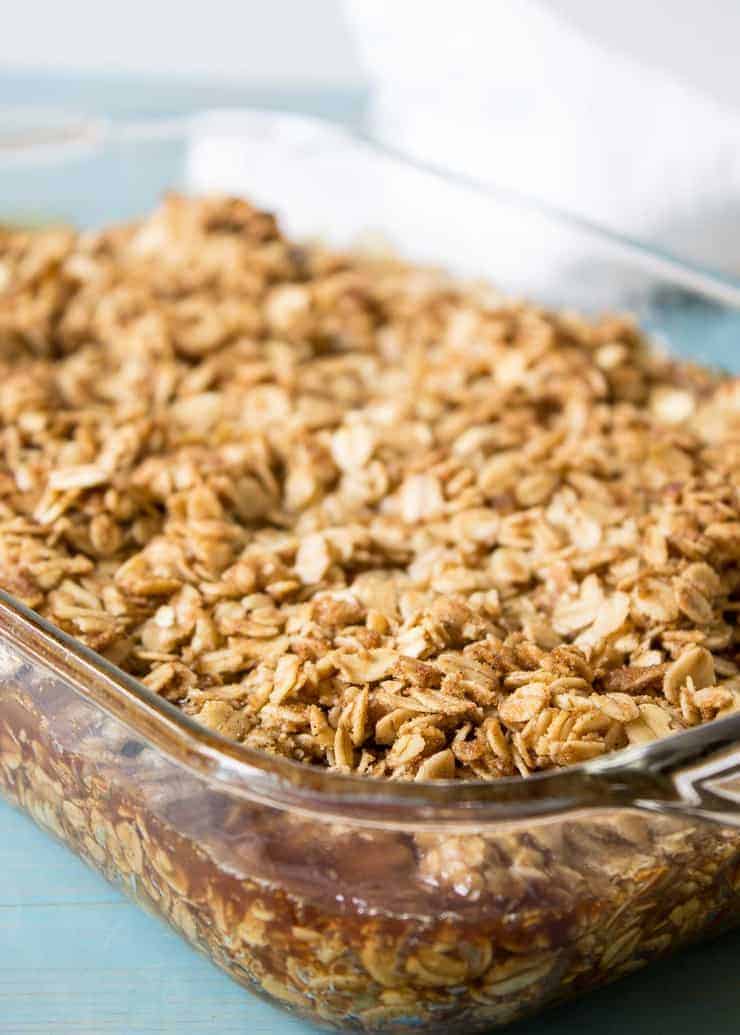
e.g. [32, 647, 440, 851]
[0, 194, 738, 780]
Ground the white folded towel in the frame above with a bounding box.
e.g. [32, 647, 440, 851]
[344, 0, 740, 275]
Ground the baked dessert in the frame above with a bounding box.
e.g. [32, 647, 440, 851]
[2, 195, 740, 1034]
[0, 195, 738, 781]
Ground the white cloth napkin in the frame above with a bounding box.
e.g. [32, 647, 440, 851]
[344, 0, 740, 275]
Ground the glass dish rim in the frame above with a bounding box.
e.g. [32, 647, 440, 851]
[4, 587, 740, 826]
[1, 106, 739, 824]
[3, 104, 740, 305]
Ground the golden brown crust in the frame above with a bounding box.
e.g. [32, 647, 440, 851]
[0, 195, 738, 780]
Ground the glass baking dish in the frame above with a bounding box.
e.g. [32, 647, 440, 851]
[0, 108, 739, 1034]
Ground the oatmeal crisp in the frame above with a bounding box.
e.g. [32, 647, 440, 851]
[0, 195, 738, 780]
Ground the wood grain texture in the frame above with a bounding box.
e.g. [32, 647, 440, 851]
[2, 799, 740, 1034]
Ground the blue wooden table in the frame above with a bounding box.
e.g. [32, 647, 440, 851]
[1, 70, 740, 1034]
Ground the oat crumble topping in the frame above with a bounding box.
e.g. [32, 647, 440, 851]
[0, 195, 738, 780]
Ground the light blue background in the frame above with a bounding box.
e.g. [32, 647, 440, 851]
[1, 71, 739, 1034]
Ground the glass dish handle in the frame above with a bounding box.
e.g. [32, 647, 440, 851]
[665, 742, 740, 827]
[617, 716, 740, 829]
[0, 109, 190, 167]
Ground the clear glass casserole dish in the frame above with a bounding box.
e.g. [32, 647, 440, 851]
[0, 108, 739, 1033]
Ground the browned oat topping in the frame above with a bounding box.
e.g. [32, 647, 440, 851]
[0, 195, 738, 780]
